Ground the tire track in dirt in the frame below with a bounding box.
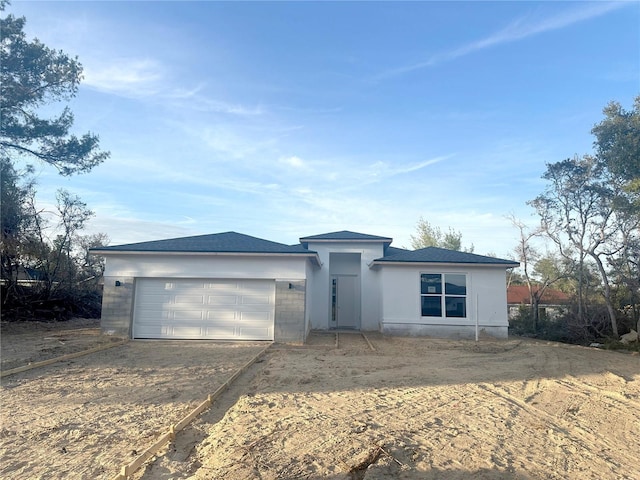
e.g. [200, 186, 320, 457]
[557, 375, 640, 410]
[478, 382, 637, 477]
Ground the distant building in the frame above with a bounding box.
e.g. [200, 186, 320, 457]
[507, 285, 571, 320]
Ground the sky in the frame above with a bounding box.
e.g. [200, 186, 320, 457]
[7, 0, 640, 258]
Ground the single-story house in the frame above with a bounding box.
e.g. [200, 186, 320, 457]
[507, 285, 571, 320]
[91, 230, 519, 343]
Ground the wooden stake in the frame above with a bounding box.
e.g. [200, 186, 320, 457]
[1, 340, 127, 378]
[111, 343, 271, 480]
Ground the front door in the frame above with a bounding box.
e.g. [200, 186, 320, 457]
[332, 275, 360, 329]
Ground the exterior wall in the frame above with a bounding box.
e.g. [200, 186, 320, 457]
[103, 254, 308, 280]
[274, 280, 306, 344]
[379, 264, 509, 339]
[304, 260, 317, 338]
[100, 254, 310, 340]
[100, 276, 134, 337]
[306, 241, 385, 331]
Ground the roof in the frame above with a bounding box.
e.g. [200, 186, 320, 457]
[373, 246, 519, 267]
[90, 231, 316, 256]
[507, 285, 571, 305]
[384, 246, 409, 256]
[300, 230, 393, 243]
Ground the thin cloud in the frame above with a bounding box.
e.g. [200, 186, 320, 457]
[83, 58, 165, 96]
[280, 155, 307, 169]
[368, 155, 452, 178]
[377, 2, 627, 80]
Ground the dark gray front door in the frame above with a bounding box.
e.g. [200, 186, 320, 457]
[332, 275, 360, 329]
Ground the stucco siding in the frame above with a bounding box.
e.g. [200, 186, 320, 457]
[103, 254, 308, 280]
[379, 264, 509, 338]
[306, 241, 385, 331]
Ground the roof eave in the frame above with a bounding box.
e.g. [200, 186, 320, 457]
[300, 238, 393, 244]
[371, 260, 520, 268]
[90, 249, 320, 263]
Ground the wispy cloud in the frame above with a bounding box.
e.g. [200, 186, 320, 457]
[366, 155, 452, 180]
[83, 58, 165, 96]
[85, 59, 265, 116]
[279, 155, 308, 169]
[376, 2, 627, 80]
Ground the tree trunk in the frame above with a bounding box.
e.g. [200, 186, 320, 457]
[590, 252, 619, 338]
[532, 297, 540, 332]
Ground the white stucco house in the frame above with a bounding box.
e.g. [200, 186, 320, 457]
[91, 230, 518, 343]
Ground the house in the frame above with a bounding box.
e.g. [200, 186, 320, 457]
[90, 230, 519, 343]
[507, 285, 571, 321]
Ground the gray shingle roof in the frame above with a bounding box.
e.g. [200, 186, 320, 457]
[375, 246, 519, 266]
[384, 246, 410, 256]
[91, 232, 315, 255]
[300, 230, 392, 242]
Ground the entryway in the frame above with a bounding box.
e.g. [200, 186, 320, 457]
[331, 275, 360, 329]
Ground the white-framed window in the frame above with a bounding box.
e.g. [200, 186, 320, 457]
[420, 273, 467, 318]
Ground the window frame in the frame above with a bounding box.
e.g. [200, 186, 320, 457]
[420, 272, 468, 319]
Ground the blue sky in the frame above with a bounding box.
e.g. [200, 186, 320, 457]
[8, 1, 640, 257]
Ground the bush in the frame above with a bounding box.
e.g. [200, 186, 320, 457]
[0, 282, 102, 321]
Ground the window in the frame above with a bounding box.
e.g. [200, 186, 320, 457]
[421, 273, 467, 318]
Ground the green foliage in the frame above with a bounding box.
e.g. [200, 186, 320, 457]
[1, 172, 108, 320]
[0, 10, 109, 174]
[1, 4, 109, 319]
[592, 96, 640, 195]
[410, 217, 474, 252]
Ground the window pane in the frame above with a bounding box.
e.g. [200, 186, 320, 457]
[421, 274, 442, 295]
[422, 296, 442, 317]
[445, 296, 466, 317]
[445, 274, 466, 295]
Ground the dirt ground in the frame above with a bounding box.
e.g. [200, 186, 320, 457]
[1, 321, 639, 480]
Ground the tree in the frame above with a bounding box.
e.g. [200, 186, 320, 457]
[410, 217, 474, 252]
[0, 6, 109, 175]
[591, 96, 640, 195]
[0, 157, 36, 307]
[530, 155, 621, 337]
[0, 3, 109, 319]
[508, 215, 568, 331]
[592, 96, 640, 333]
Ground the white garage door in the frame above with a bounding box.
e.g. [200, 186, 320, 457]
[133, 278, 275, 340]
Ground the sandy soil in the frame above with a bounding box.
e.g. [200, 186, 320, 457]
[1, 323, 639, 480]
[0, 320, 267, 479]
[1, 318, 121, 371]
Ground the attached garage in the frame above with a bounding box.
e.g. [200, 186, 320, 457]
[92, 232, 319, 343]
[133, 278, 275, 340]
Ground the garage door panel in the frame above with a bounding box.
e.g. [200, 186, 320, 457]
[174, 295, 206, 305]
[133, 278, 274, 340]
[173, 310, 205, 321]
[241, 294, 271, 305]
[170, 325, 206, 338]
[136, 294, 173, 305]
[135, 311, 171, 321]
[206, 310, 237, 320]
[207, 295, 238, 305]
[240, 311, 271, 322]
[134, 324, 169, 337]
[238, 327, 272, 339]
[204, 324, 238, 337]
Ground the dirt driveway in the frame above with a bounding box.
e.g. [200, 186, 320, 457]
[1, 322, 639, 480]
[0, 320, 267, 479]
